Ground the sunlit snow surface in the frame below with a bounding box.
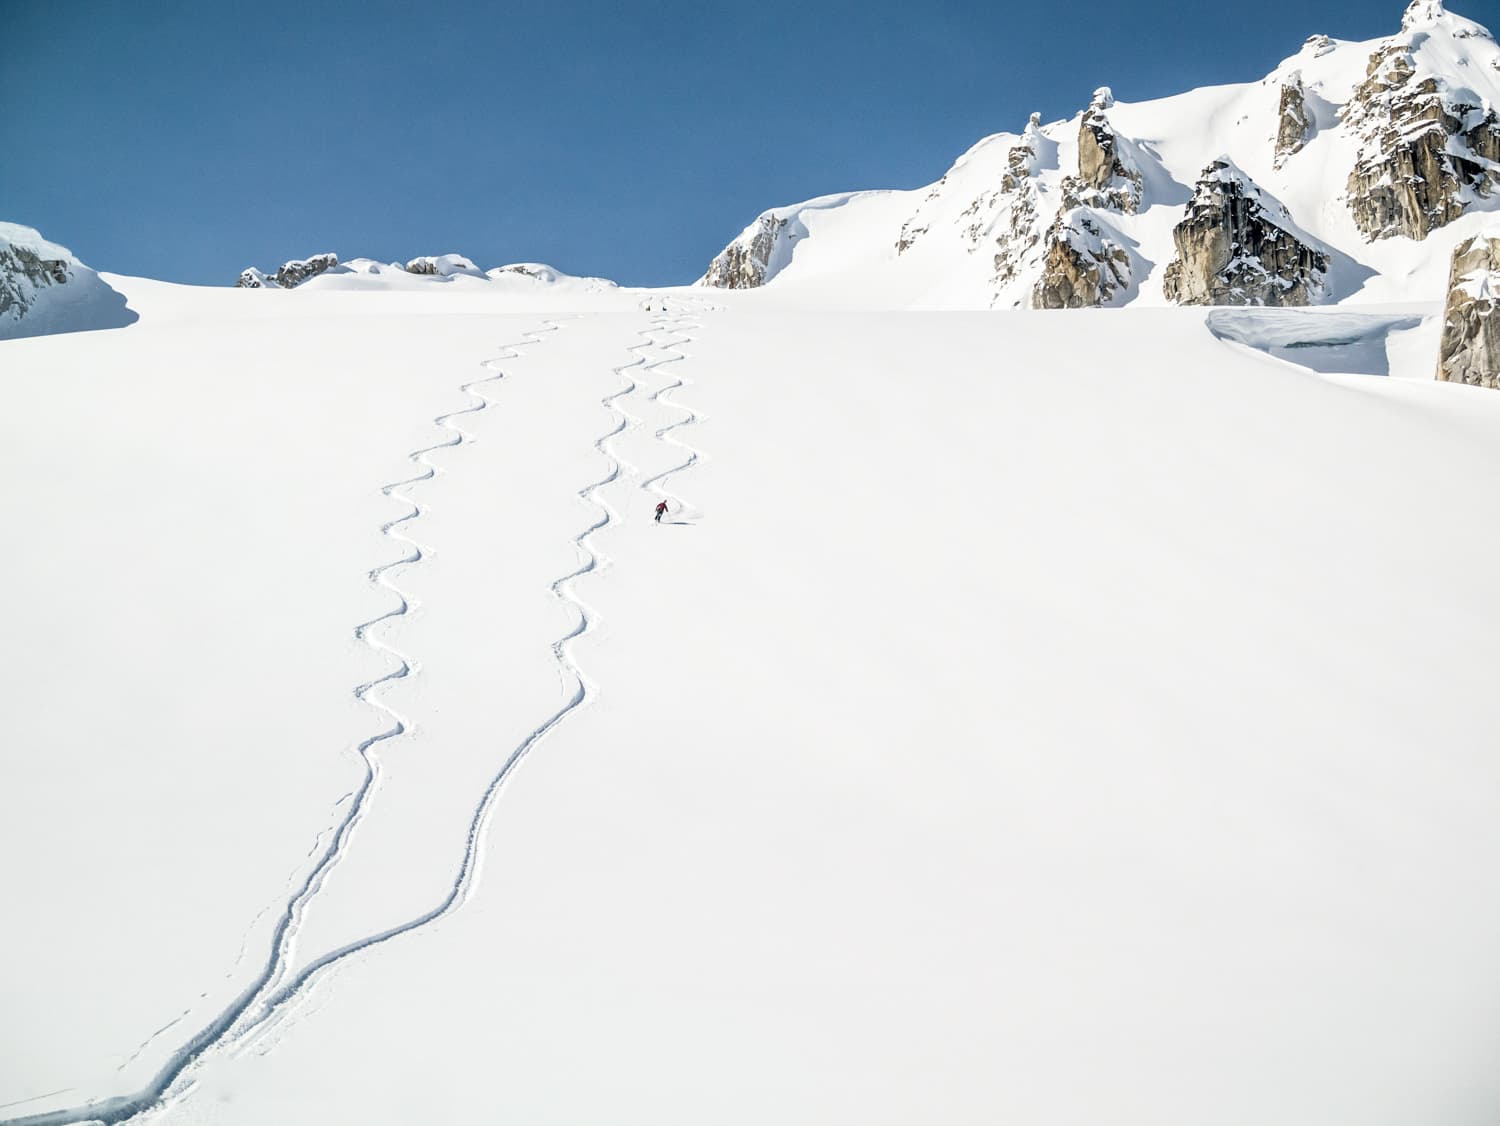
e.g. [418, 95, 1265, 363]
[4, 270, 1500, 1125]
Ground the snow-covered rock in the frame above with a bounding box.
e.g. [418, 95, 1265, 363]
[1061, 87, 1143, 214]
[1437, 230, 1500, 387]
[699, 194, 867, 289]
[701, 212, 790, 289]
[1342, 2, 1500, 241]
[1273, 73, 1312, 168]
[1032, 209, 1133, 309]
[1163, 158, 1330, 306]
[237, 253, 339, 289]
[0, 222, 135, 340]
[403, 253, 484, 278]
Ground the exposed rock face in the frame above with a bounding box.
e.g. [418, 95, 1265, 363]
[1274, 74, 1312, 168]
[1342, 5, 1500, 241]
[1062, 88, 1142, 214]
[0, 240, 70, 319]
[1031, 209, 1132, 309]
[237, 253, 339, 289]
[702, 212, 788, 288]
[1163, 158, 1330, 307]
[1437, 232, 1500, 388]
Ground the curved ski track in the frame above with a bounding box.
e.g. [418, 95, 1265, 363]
[4, 319, 565, 1126]
[637, 315, 704, 519]
[8, 312, 709, 1126]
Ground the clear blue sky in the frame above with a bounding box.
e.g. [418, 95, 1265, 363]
[4, 0, 1434, 286]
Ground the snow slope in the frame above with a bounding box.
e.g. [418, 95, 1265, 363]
[699, 1, 1500, 308]
[4, 270, 1500, 1124]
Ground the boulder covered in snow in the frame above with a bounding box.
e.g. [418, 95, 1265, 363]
[237, 253, 339, 289]
[403, 253, 484, 278]
[1437, 231, 1500, 388]
[1163, 158, 1330, 306]
[0, 222, 135, 340]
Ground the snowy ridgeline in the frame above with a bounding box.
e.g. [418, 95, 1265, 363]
[0, 222, 135, 340]
[699, 0, 1500, 309]
[236, 253, 618, 292]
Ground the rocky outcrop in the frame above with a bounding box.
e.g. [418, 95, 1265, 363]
[1342, 3, 1500, 240]
[0, 221, 136, 340]
[1304, 34, 1336, 58]
[237, 253, 339, 289]
[702, 212, 789, 288]
[404, 254, 482, 277]
[1274, 74, 1312, 168]
[1163, 158, 1330, 307]
[1061, 88, 1142, 214]
[1437, 232, 1500, 388]
[1031, 210, 1132, 309]
[0, 239, 69, 320]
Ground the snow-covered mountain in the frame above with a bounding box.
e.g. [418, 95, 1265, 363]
[700, 0, 1500, 308]
[0, 222, 136, 340]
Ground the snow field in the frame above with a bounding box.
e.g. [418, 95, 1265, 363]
[11, 298, 1494, 1124]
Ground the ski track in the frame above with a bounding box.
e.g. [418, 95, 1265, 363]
[6, 312, 708, 1126]
[2, 319, 565, 1126]
[638, 315, 704, 520]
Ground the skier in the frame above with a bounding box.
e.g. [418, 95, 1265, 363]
[654, 500, 668, 523]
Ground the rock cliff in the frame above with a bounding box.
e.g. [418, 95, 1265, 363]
[1032, 210, 1132, 309]
[1437, 231, 1500, 388]
[1163, 158, 1330, 306]
[1342, 2, 1500, 240]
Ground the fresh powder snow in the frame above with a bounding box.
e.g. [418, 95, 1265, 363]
[5, 2, 1500, 1124]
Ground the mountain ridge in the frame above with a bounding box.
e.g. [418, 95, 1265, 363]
[699, 0, 1500, 309]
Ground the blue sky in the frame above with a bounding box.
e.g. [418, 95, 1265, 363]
[4, 0, 1433, 286]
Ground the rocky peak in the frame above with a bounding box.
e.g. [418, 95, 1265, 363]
[1437, 231, 1500, 388]
[1341, 24, 1500, 241]
[1274, 72, 1312, 168]
[1162, 158, 1330, 307]
[1063, 86, 1142, 214]
[237, 253, 338, 289]
[1004, 112, 1045, 190]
